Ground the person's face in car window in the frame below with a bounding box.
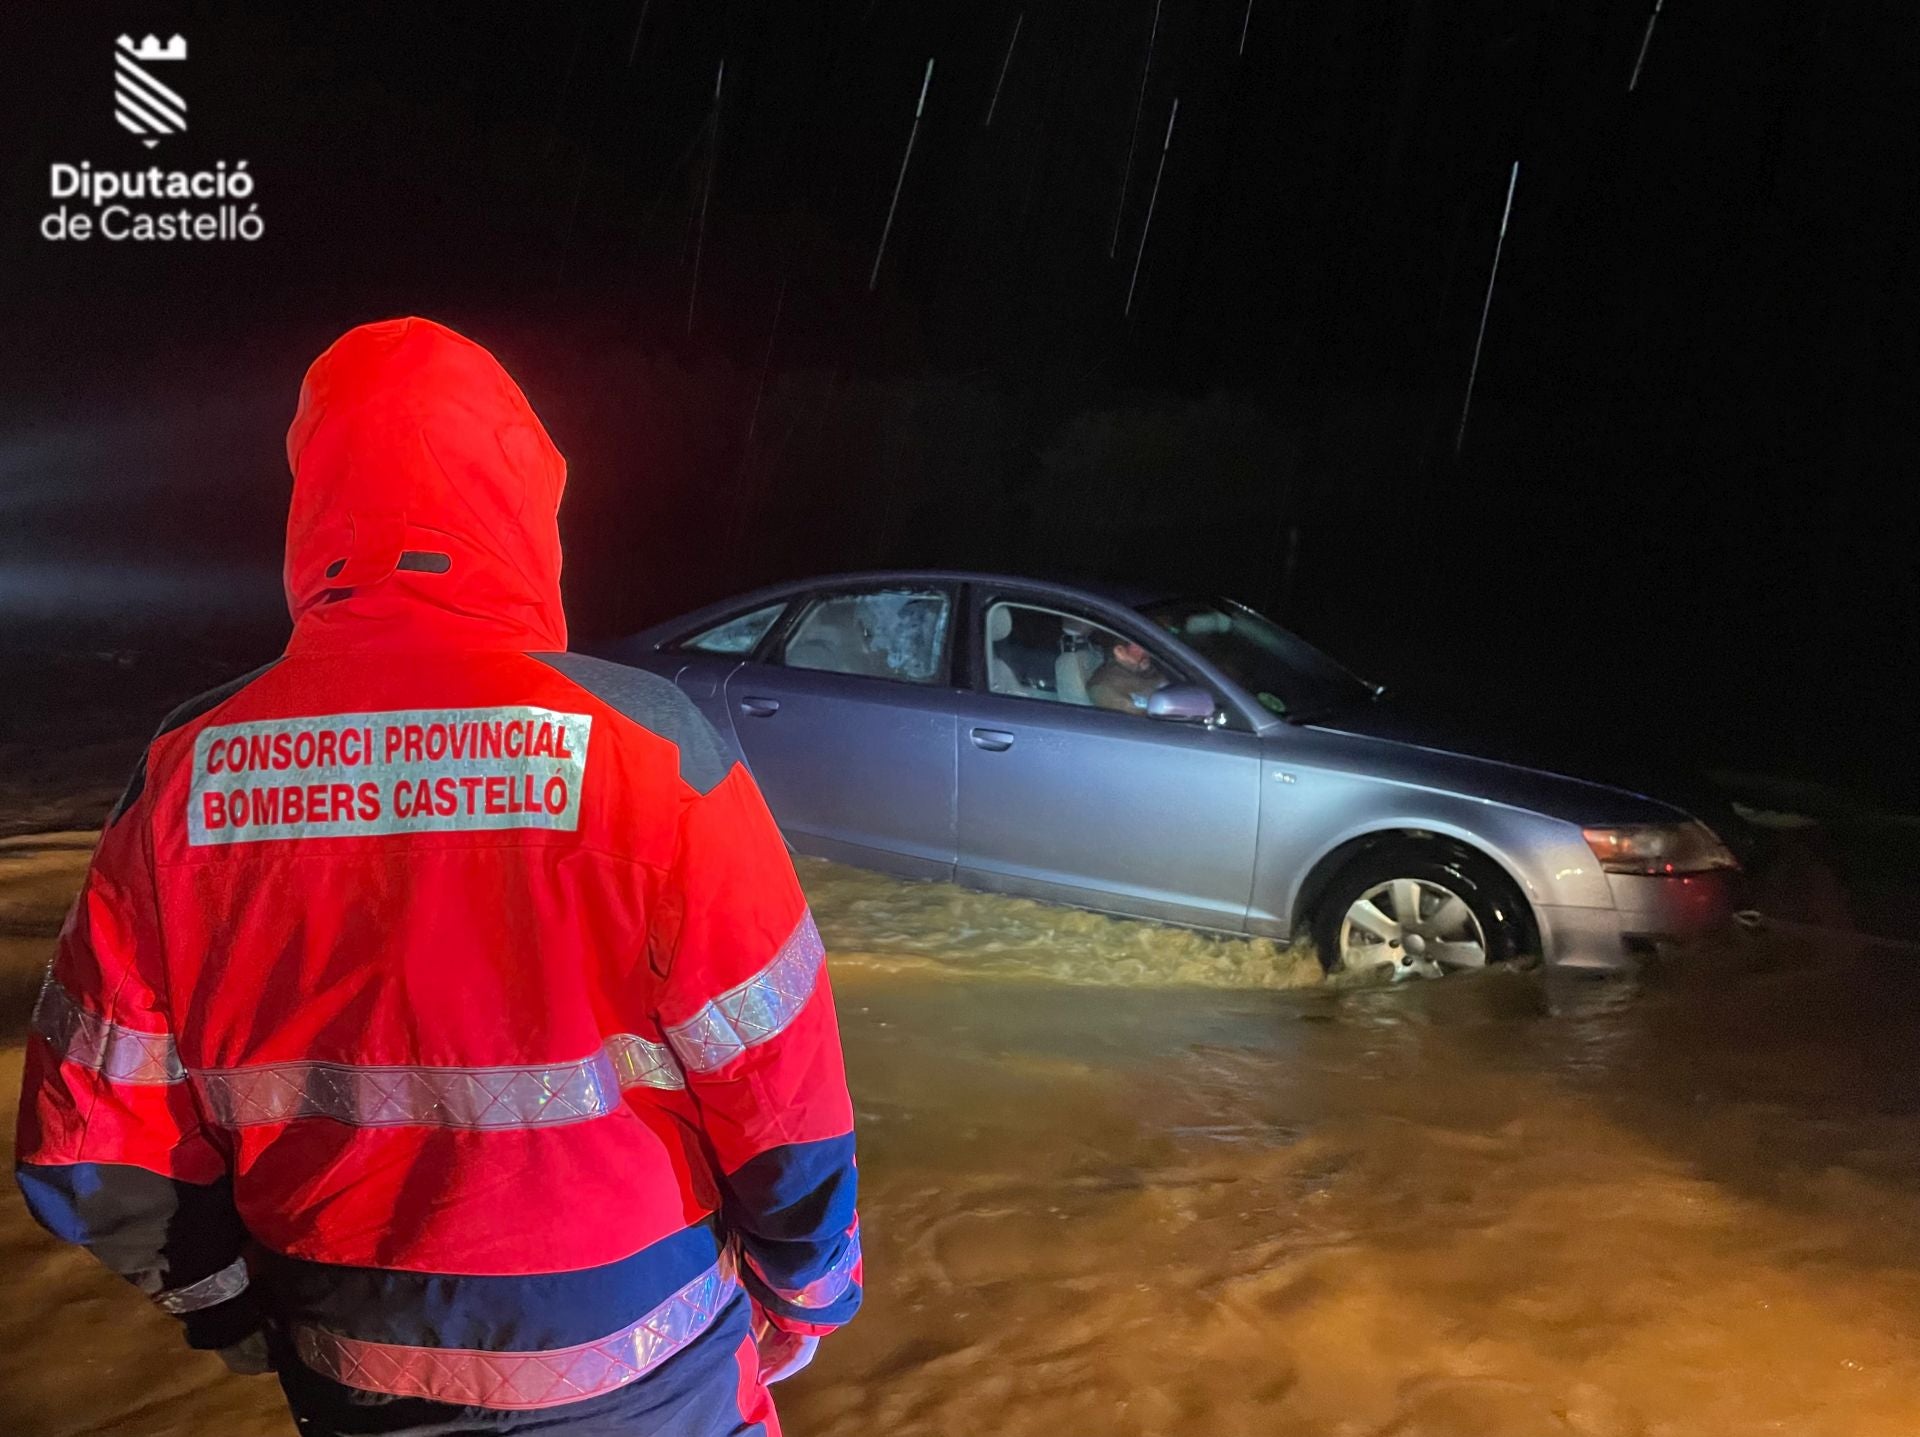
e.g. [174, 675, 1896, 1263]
[1112, 639, 1154, 673]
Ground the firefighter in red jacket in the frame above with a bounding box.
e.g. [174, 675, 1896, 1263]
[15, 318, 862, 1436]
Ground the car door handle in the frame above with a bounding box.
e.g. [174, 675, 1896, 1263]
[969, 727, 1015, 752]
[738, 696, 781, 717]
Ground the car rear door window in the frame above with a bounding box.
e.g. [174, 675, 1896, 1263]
[780, 588, 951, 684]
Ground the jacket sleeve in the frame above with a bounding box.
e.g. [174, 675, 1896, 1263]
[12, 784, 258, 1350]
[652, 762, 862, 1336]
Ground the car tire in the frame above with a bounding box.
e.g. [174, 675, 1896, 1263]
[1310, 841, 1533, 977]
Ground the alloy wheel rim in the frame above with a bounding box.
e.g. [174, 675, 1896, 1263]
[1337, 877, 1489, 977]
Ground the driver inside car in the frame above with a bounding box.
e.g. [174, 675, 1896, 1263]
[1087, 635, 1170, 714]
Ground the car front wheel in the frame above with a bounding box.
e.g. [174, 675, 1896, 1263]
[1311, 842, 1532, 979]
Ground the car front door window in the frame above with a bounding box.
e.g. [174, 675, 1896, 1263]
[983, 601, 1177, 716]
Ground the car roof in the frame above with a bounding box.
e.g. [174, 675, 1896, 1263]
[730, 569, 1180, 609]
[619, 572, 1199, 649]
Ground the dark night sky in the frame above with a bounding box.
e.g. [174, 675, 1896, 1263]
[0, 2, 1915, 798]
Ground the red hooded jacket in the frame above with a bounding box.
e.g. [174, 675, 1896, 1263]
[14, 318, 861, 1418]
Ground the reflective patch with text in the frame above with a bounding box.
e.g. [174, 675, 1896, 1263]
[188, 707, 592, 845]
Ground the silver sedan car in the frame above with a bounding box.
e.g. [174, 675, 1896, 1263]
[603, 572, 1741, 975]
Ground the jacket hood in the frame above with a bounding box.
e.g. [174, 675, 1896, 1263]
[283, 317, 567, 652]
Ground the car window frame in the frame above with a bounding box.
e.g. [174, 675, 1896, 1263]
[968, 588, 1238, 724]
[1141, 594, 1373, 723]
[663, 598, 795, 660]
[758, 580, 961, 689]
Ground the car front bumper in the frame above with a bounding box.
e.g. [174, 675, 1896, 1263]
[1536, 869, 1741, 970]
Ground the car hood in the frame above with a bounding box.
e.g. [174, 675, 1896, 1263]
[1297, 699, 1721, 830]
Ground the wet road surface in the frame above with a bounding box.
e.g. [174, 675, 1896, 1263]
[5, 836, 1920, 1435]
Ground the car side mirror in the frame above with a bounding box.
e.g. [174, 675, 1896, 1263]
[1146, 684, 1216, 722]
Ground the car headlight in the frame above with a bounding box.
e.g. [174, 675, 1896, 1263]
[1581, 821, 1739, 876]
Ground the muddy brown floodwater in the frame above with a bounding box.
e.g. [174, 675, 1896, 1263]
[6, 835, 1920, 1436]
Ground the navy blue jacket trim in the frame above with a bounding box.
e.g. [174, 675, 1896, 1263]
[740, 1269, 863, 1331]
[724, 1133, 861, 1328]
[15, 1160, 254, 1343]
[274, 1287, 762, 1435]
[255, 1216, 726, 1351]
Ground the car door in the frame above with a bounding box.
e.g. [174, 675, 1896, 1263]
[954, 592, 1261, 931]
[722, 582, 959, 881]
[656, 598, 794, 740]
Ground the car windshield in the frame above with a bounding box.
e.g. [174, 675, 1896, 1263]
[1139, 596, 1372, 720]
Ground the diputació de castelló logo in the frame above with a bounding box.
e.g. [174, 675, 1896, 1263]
[39, 32, 265, 243]
[115, 32, 188, 148]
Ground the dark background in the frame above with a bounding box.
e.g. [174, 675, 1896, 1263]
[1, 1, 1915, 805]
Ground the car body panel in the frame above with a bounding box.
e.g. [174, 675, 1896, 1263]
[1246, 755, 1612, 943]
[1244, 720, 1681, 938]
[1304, 702, 1700, 824]
[1607, 869, 1739, 938]
[660, 651, 747, 744]
[721, 664, 957, 883]
[599, 570, 1739, 969]
[953, 686, 1262, 931]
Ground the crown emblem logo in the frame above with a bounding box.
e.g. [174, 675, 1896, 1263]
[120, 34, 187, 63]
[114, 34, 188, 149]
